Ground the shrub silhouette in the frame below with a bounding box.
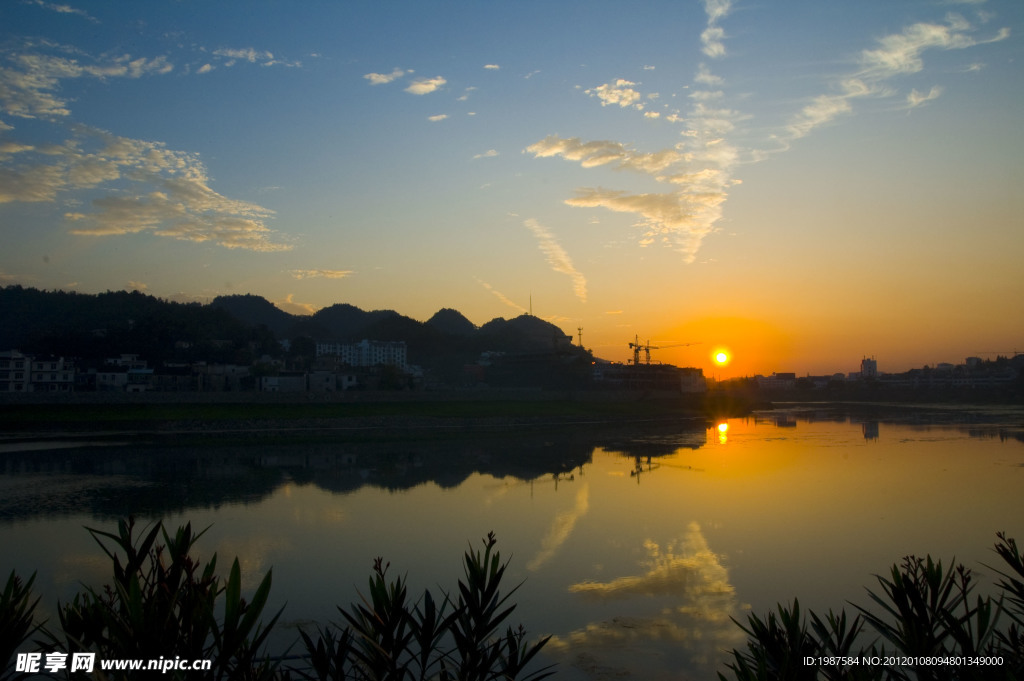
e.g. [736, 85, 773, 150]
[300, 532, 553, 681]
[51, 518, 282, 680]
[1, 570, 43, 681]
[1, 519, 552, 681]
[720, 532, 1024, 681]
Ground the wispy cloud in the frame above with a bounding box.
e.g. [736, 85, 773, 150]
[0, 51, 173, 120]
[565, 187, 724, 257]
[785, 14, 1008, 140]
[27, 0, 98, 23]
[213, 47, 300, 68]
[527, 486, 589, 571]
[524, 0, 750, 263]
[363, 68, 405, 85]
[701, 0, 733, 58]
[907, 85, 944, 108]
[214, 47, 270, 63]
[473, 149, 498, 159]
[524, 219, 587, 302]
[532, 7, 1008, 267]
[427, 113, 448, 122]
[483, 64, 500, 70]
[289, 269, 353, 280]
[275, 293, 316, 316]
[0, 42, 290, 251]
[405, 76, 446, 95]
[4, 126, 292, 251]
[476, 278, 527, 314]
[527, 136, 682, 173]
[527, 106, 738, 262]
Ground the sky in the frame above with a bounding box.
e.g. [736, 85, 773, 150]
[1, 0, 1021, 378]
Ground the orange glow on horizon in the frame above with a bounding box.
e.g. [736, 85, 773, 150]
[654, 316, 794, 379]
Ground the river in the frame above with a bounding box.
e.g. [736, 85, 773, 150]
[2, 403, 1023, 680]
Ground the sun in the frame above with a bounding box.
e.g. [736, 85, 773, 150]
[713, 349, 731, 366]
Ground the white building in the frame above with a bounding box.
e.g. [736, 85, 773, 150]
[30, 356, 76, 392]
[316, 339, 407, 371]
[0, 350, 30, 392]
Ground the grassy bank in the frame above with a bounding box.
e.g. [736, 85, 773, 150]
[0, 394, 742, 444]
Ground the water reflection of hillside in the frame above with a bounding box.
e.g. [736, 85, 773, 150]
[0, 423, 710, 522]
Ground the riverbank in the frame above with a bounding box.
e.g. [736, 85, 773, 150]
[0, 390, 739, 445]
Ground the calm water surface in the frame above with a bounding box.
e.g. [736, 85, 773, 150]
[3, 405, 1023, 680]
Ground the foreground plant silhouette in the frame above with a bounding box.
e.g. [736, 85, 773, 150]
[0, 519, 552, 681]
[53, 518, 282, 680]
[299, 532, 553, 681]
[1, 570, 43, 681]
[720, 532, 1024, 681]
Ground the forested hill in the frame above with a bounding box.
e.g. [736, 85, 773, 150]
[0, 286, 579, 366]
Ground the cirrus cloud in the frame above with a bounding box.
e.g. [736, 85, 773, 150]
[524, 219, 587, 303]
[476, 278, 528, 314]
[785, 14, 1008, 141]
[289, 269, 353, 279]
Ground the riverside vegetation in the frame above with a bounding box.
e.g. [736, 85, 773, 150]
[720, 532, 1024, 681]
[2, 520, 1023, 680]
[2, 519, 553, 681]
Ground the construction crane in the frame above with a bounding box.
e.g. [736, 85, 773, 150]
[628, 335, 701, 365]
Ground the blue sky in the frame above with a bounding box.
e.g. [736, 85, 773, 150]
[1, 0, 1021, 376]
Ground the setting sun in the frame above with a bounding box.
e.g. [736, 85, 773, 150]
[713, 350, 731, 366]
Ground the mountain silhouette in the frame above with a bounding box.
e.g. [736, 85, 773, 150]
[210, 294, 295, 336]
[1, 286, 581, 369]
[426, 308, 477, 336]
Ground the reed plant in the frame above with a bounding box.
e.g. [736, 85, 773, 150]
[296, 531, 553, 681]
[720, 533, 1024, 681]
[1, 570, 43, 681]
[52, 517, 283, 680]
[1, 520, 551, 681]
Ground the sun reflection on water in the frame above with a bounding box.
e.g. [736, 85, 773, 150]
[717, 422, 729, 445]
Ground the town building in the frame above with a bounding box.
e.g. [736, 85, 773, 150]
[0, 350, 30, 392]
[316, 339, 407, 371]
[29, 356, 76, 392]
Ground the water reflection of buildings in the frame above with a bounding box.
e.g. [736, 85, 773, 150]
[597, 426, 708, 484]
[754, 407, 1024, 444]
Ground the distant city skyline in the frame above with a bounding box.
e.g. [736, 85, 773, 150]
[1, 1, 1021, 378]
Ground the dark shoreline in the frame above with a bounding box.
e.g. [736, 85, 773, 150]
[0, 391, 729, 445]
[4, 391, 1020, 446]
